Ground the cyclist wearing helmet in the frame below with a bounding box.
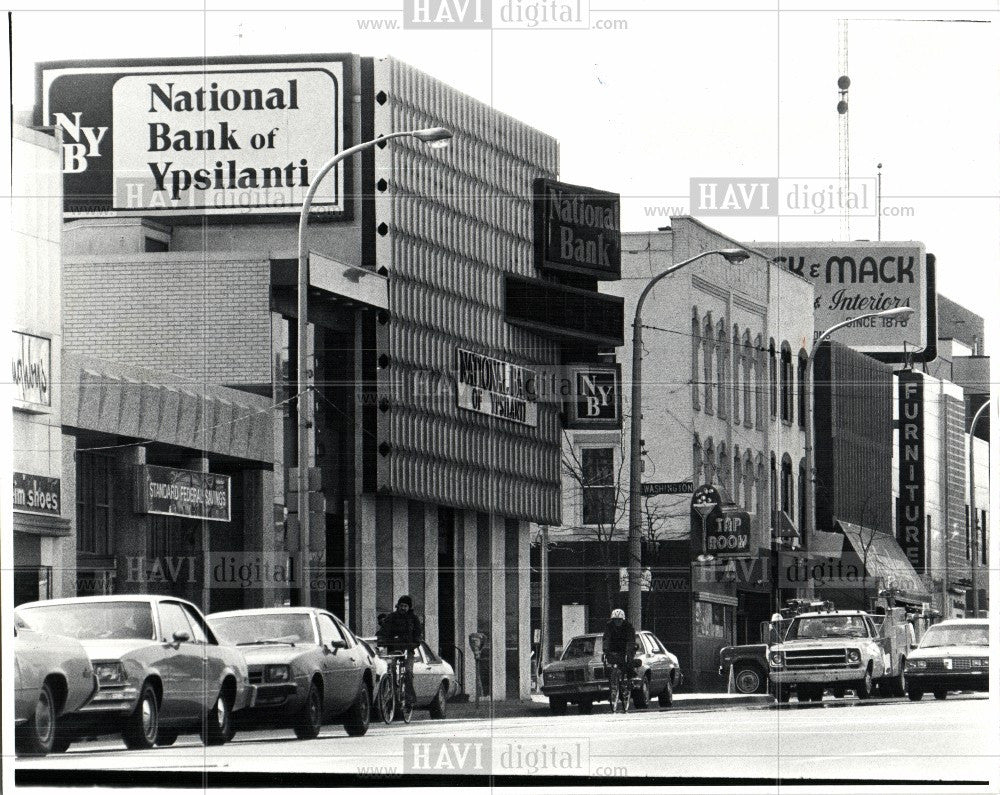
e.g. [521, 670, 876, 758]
[603, 608, 638, 677]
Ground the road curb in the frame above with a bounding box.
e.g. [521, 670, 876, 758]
[443, 693, 771, 719]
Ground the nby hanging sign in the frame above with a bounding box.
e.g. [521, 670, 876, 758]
[533, 178, 621, 280]
[566, 363, 621, 428]
[455, 348, 538, 427]
[36, 56, 349, 218]
[897, 370, 925, 572]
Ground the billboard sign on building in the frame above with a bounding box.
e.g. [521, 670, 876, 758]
[36, 55, 350, 219]
[565, 363, 621, 428]
[455, 348, 538, 427]
[12, 331, 51, 409]
[756, 241, 931, 361]
[897, 370, 926, 572]
[135, 465, 232, 522]
[533, 178, 621, 280]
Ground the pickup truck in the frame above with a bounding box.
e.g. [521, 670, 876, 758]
[718, 620, 790, 694]
[767, 607, 911, 703]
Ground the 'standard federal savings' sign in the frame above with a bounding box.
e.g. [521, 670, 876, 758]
[135, 465, 232, 522]
[37, 56, 348, 218]
[455, 348, 538, 427]
[533, 178, 621, 280]
[755, 241, 928, 358]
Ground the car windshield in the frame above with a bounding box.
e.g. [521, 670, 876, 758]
[210, 613, 315, 646]
[561, 637, 601, 660]
[919, 625, 989, 648]
[787, 615, 869, 640]
[18, 601, 155, 640]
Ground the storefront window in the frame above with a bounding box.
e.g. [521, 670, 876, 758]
[77, 452, 114, 556]
[581, 447, 615, 526]
[695, 600, 732, 639]
[14, 566, 52, 606]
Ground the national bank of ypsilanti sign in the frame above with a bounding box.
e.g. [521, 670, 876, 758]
[36, 55, 349, 218]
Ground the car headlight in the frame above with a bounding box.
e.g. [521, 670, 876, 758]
[907, 659, 926, 670]
[264, 664, 291, 683]
[94, 661, 128, 686]
[971, 658, 988, 668]
[769, 651, 784, 667]
[846, 649, 861, 663]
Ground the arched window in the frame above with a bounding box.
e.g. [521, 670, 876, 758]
[781, 453, 794, 517]
[797, 350, 808, 430]
[780, 342, 793, 424]
[692, 309, 701, 410]
[732, 326, 741, 425]
[705, 438, 715, 484]
[742, 330, 753, 426]
[756, 454, 766, 542]
[743, 450, 755, 513]
[718, 442, 729, 490]
[693, 433, 703, 486]
[703, 314, 714, 414]
[769, 452, 778, 533]
[798, 458, 807, 534]
[717, 321, 728, 420]
[754, 334, 765, 427]
[733, 445, 742, 505]
[768, 339, 777, 418]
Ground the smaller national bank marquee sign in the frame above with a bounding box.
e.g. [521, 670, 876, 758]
[36, 56, 349, 218]
[455, 348, 538, 427]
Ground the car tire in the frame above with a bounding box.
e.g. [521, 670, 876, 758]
[734, 665, 766, 695]
[892, 662, 907, 697]
[16, 682, 57, 757]
[429, 685, 447, 719]
[907, 688, 924, 702]
[578, 699, 594, 714]
[855, 667, 874, 700]
[933, 689, 948, 701]
[155, 730, 178, 747]
[294, 682, 324, 740]
[633, 676, 651, 708]
[344, 682, 371, 737]
[123, 682, 159, 750]
[200, 689, 232, 746]
[549, 698, 567, 715]
[658, 677, 674, 709]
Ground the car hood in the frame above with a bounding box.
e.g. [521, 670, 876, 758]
[774, 640, 869, 652]
[237, 644, 313, 665]
[909, 645, 989, 660]
[78, 638, 159, 660]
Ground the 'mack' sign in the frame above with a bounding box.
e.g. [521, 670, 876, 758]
[533, 178, 620, 280]
[897, 370, 925, 572]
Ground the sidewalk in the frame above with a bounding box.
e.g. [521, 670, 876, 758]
[445, 691, 770, 719]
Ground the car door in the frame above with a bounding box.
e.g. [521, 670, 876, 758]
[180, 603, 219, 712]
[155, 601, 203, 721]
[315, 613, 358, 713]
[411, 643, 439, 706]
[644, 633, 670, 692]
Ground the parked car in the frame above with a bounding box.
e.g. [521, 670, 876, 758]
[905, 618, 989, 701]
[361, 638, 456, 719]
[208, 607, 373, 737]
[13, 622, 97, 756]
[15, 595, 253, 751]
[541, 631, 682, 714]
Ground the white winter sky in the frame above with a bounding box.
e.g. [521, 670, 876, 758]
[8, 1, 1000, 341]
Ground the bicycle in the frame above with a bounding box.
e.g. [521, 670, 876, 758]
[604, 653, 633, 714]
[375, 649, 414, 725]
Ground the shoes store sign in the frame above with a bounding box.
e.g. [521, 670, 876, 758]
[14, 472, 61, 516]
[36, 55, 349, 219]
[134, 465, 232, 523]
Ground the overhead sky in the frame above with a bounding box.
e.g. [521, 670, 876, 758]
[9, 1, 999, 341]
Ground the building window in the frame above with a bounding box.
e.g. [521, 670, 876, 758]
[733, 446, 742, 504]
[717, 324, 728, 420]
[77, 452, 114, 557]
[743, 331, 753, 427]
[781, 454, 793, 517]
[770, 453, 778, 535]
[718, 442, 729, 491]
[732, 327, 741, 425]
[780, 343, 793, 424]
[768, 339, 777, 418]
[695, 601, 733, 640]
[581, 447, 615, 526]
[966, 505, 972, 561]
[705, 438, 716, 484]
[693, 435, 703, 486]
[703, 315, 714, 414]
[692, 310, 701, 411]
[744, 452, 755, 513]
[980, 510, 988, 566]
[798, 461, 806, 534]
[14, 566, 52, 606]
[797, 350, 808, 429]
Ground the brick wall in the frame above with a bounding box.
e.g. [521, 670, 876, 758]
[63, 253, 271, 388]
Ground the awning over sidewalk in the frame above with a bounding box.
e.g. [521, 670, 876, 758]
[837, 520, 931, 601]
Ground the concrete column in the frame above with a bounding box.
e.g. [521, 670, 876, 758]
[242, 469, 274, 608]
[59, 432, 78, 598]
[423, 503, 439, 652]
[518, 520, 531, 699]
[391, 496, 409, 601]
[489, 513, 507, 700]
[115, 445, 147, 595]
[375, 495, 394, 618]
[357, 493, 378, 637]
[459, 510, 478, 697]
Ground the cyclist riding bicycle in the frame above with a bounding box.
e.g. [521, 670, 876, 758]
[376, 595, 423, 703]
[602, 608, 638, 682]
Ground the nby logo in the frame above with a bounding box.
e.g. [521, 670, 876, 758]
[404, 0, 491, 28]
[53, 112, 108, 173]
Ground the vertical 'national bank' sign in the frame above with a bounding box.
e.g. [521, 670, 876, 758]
[533, 178, 620, 280]
[897, 370, 925, 572]
[36, 55, 350, 218]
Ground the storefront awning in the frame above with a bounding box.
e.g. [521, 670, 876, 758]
[837, 520, 931, 600]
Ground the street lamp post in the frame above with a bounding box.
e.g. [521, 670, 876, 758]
[627, 247, 750, 628]
[295, 126, 452, 606]
[968, 399, 989, 617]
[802, 306, 914, 561]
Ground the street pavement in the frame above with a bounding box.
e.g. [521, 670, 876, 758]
[15, 694, 995, 786]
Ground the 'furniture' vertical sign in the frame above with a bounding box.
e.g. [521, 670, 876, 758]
[897, 370, 925, 572]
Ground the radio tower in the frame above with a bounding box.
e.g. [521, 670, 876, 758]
[837, 19, 850, 240]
